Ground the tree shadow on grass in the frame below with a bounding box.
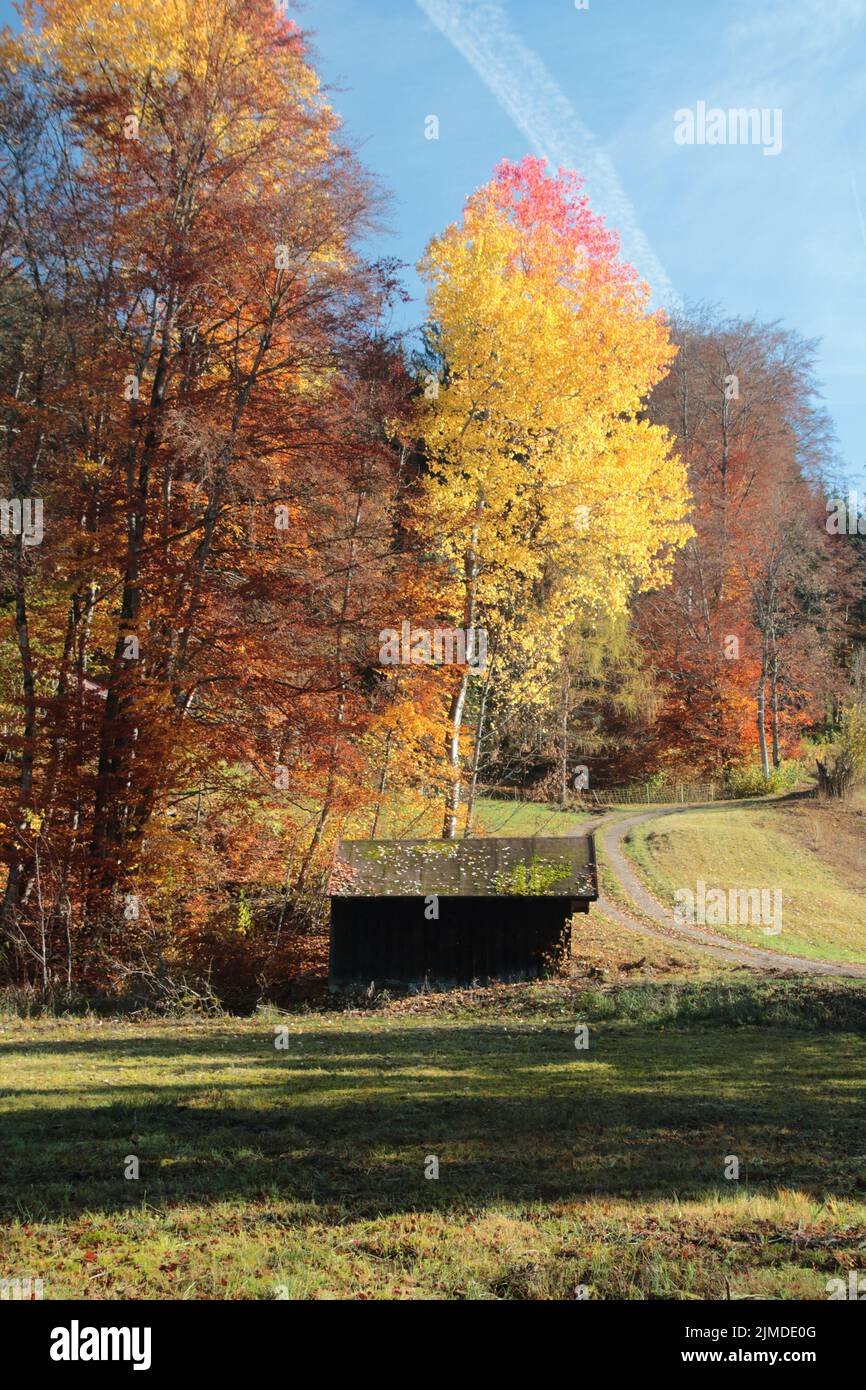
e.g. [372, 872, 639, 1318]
[1, 1023, 864, 1220]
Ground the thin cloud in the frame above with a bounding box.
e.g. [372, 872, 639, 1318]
[726, 0, 866, 78]
[416, 0, 681, 312]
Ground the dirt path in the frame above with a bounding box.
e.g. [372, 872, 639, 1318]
[588, 801, 866, 979]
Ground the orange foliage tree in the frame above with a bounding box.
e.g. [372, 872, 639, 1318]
[0, 1, 440, 993]
[637, 313, 851, 779]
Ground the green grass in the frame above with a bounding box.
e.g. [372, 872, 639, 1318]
[3, 984, 866, 1299]
[622, 800, 866, 964]
[472, 798, 591, 837]
[278, 792, 593, 855]
[365, 794, 592, 839]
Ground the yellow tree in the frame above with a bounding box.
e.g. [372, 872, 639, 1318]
[417, 158, 692, 836]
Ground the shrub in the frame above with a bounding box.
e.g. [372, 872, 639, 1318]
[726, 758, 802, 798]
[815, 704, 866, 798]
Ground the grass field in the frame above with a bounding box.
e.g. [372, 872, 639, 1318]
[4, 791, 865, 1301]
[621, 795, 866, 964]
[366, 794, 592, 840]
[472, 797, 592, 837]
[3, 969, 866, 1300]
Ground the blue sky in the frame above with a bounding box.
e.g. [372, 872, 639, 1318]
[3, 0, 864, 478]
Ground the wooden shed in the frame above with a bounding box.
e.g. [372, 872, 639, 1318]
[328, 835, 598, 990]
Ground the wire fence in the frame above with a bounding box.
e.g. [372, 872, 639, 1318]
[590, 781, 726, 806]
[475, 780, 728, 808]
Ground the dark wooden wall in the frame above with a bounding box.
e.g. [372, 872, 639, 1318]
[329, 895, 588, 990]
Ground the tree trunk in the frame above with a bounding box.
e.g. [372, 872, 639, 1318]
[560, 672, 571, 808]
[463, 659, 494, 838]
[443, 670, 471, 840]
[297, 483, 366, 885]
[816, 756, 856, 799]
[0, 415, 41, 939]
[0, 533, 38, 934]
[770, 639, 781, 768]
[370, 728, 394, 839]
[756, 638, 770, 778]
[442, 528, 480, 839]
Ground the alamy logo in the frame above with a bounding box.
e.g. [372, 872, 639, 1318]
[1, 1276, 43, 1299]
[826, 1272, 866, 1300]
[674, 102, 782, 156]
[49, 1321, 152, 1371]
[0, 497, 43, 546]
[826, 491, 866, 535]
[379, 619, 488, 671]
[674, 879, 782, 935]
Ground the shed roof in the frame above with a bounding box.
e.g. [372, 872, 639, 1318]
[329, 835, 597, 899]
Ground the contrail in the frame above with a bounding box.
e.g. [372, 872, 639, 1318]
[416, 0, 681, 313]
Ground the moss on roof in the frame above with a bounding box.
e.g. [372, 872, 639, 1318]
[329, 836, 597, 899]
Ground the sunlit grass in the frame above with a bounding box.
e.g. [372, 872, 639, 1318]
[1, 999, 864, 1299]
[623, 803, 866, 964]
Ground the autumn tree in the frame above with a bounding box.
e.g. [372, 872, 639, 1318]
[416, 157, 691, 834]
[0, 0, 421, 989]
[637, 311, 849, 779]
